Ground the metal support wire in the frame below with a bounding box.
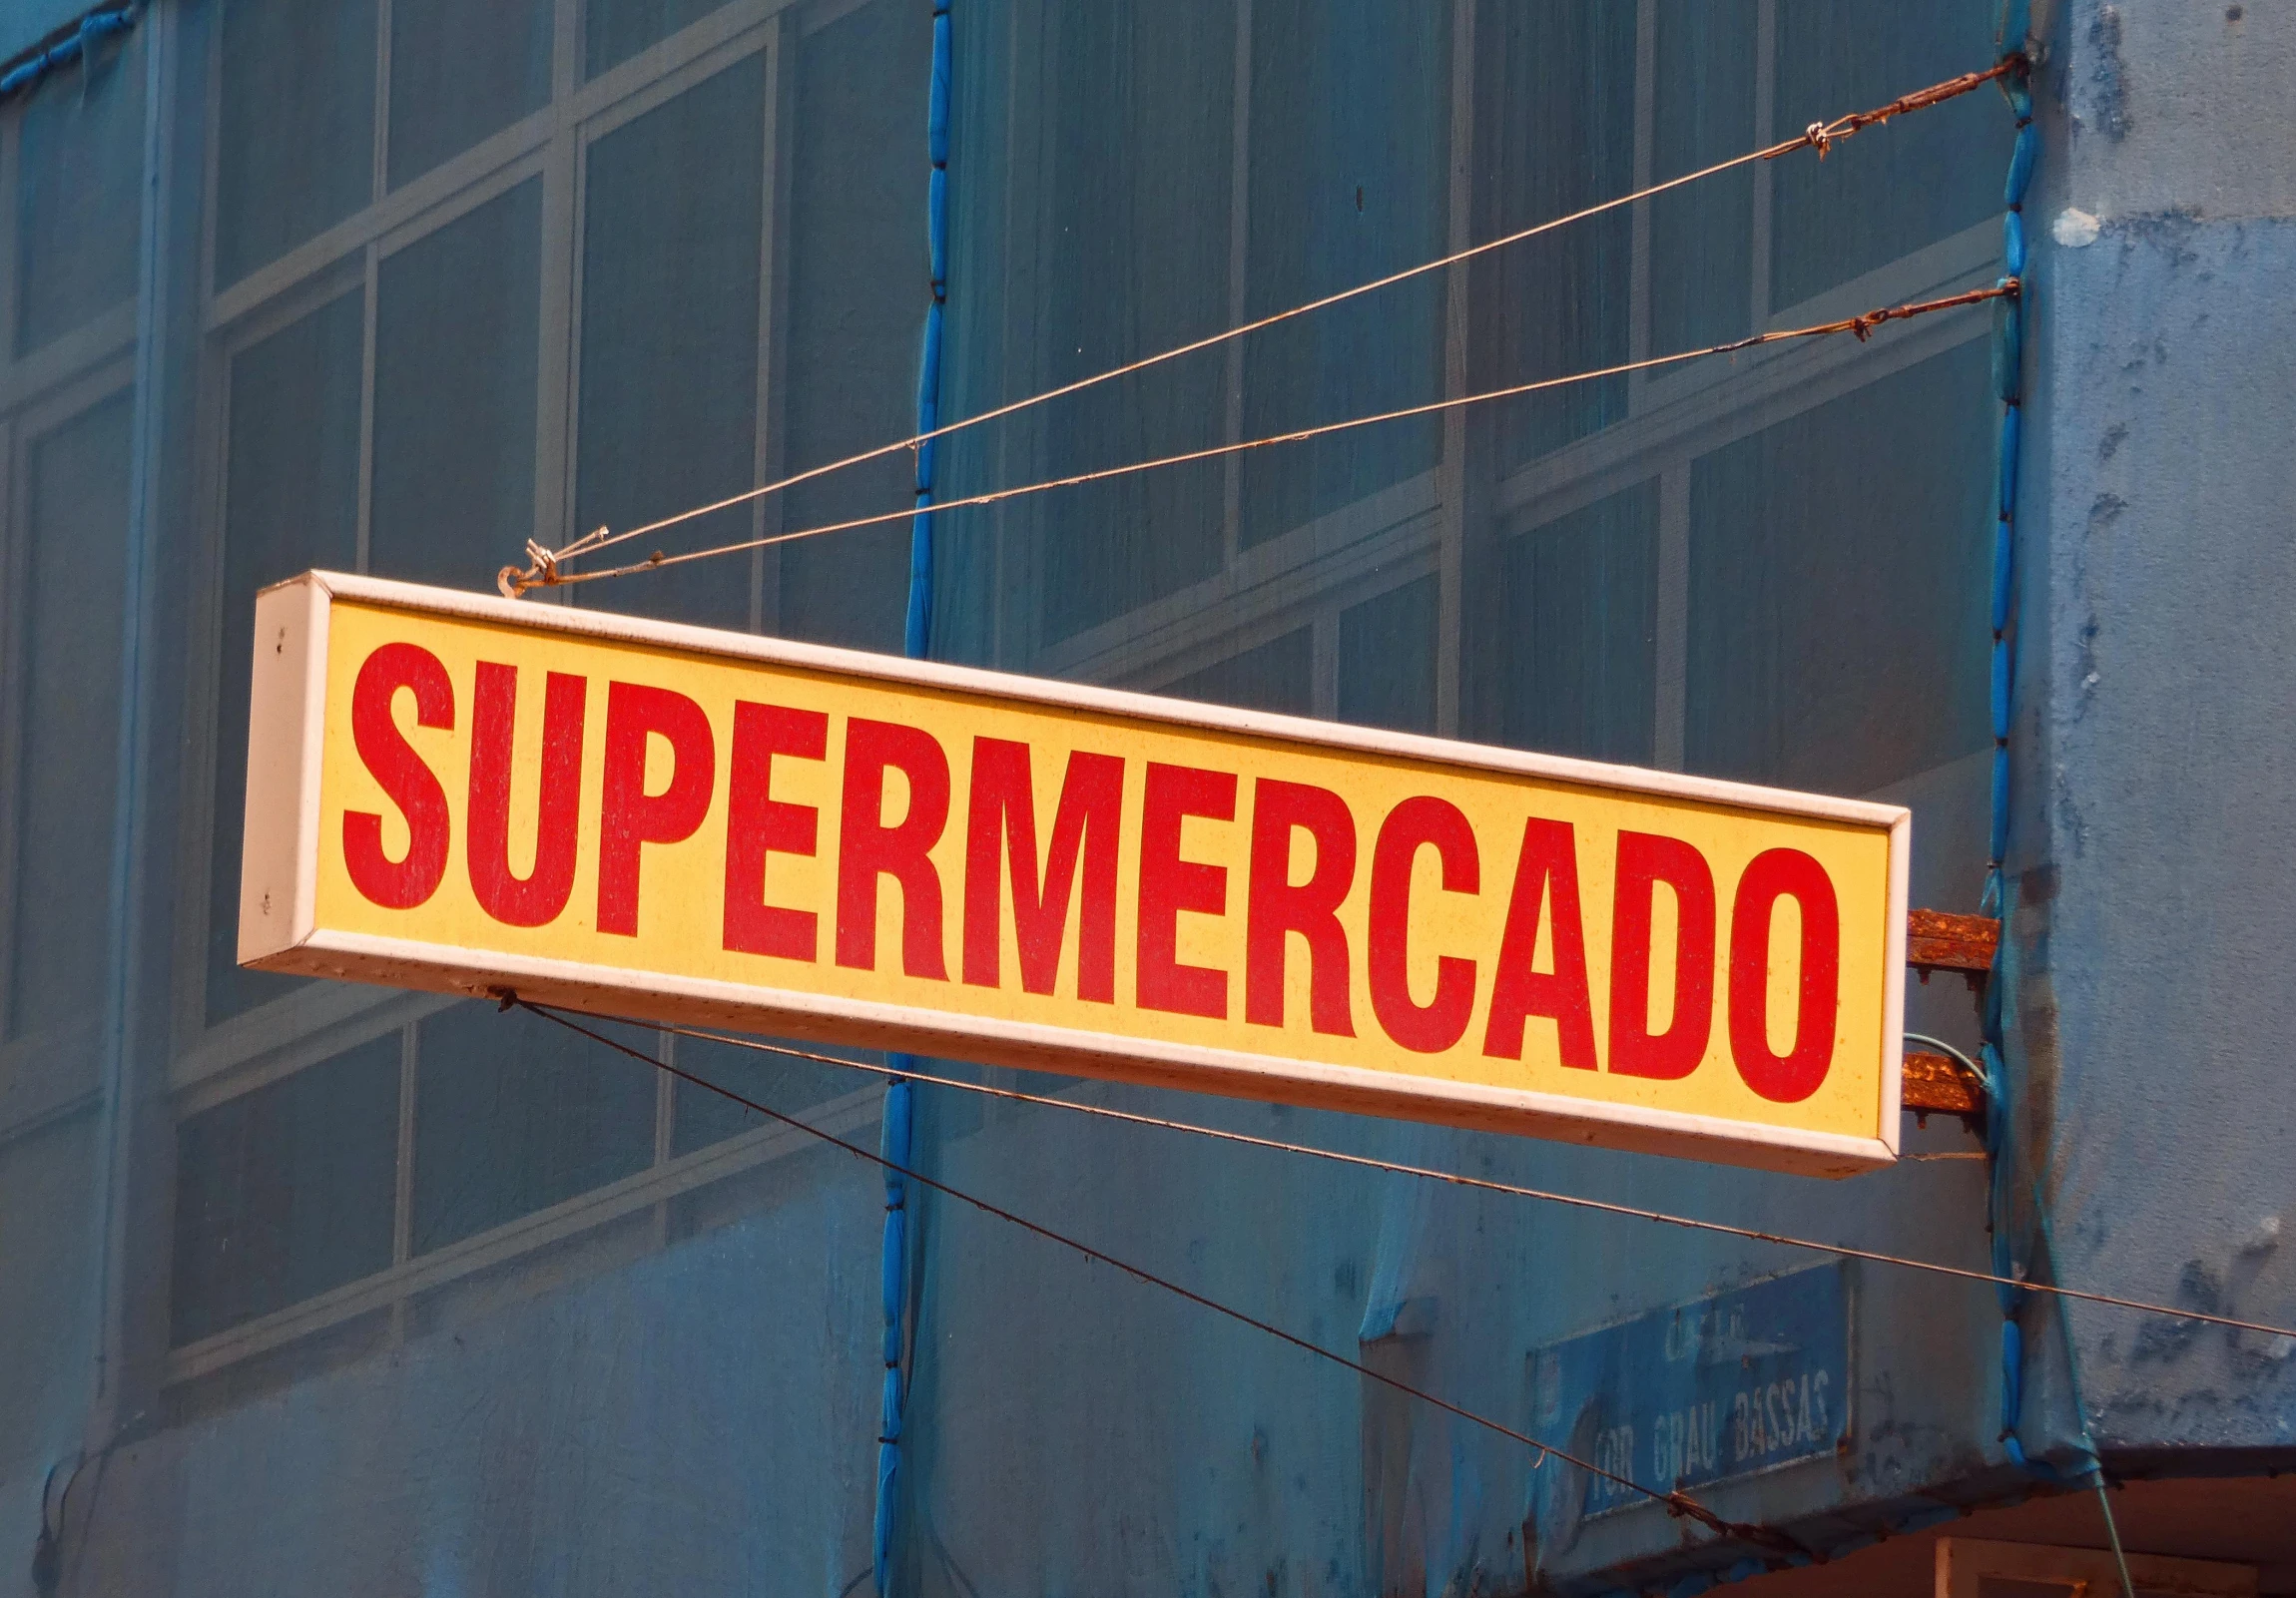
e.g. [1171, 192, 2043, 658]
[513, 999, 1809, 1559]
[520, 283, 2017, 593]
[872, 7, 952, 1592]
[499, 56, 2023, 594]
[573, 1013, 2296, 1345]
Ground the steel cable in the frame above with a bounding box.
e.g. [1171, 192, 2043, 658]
[499, 57, 2024, 596]
[512, 996, 1809, 1555]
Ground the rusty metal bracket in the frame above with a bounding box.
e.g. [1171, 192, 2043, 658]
[1901, 909, 2000, 1124]
[1907, 908, 2000, 987]
[1903, 1050, 1987, 1121]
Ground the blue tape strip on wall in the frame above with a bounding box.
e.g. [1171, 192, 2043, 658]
[875, 3, 954, 1593]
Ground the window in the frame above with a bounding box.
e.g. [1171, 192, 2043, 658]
[166, 1000, 872, 1388]
[950, 0, 2003, 799]
[1685, 340, 1993, 796]
[15, 18, 144, 356]
[215, 0, 377, 288]
[169, 0, 929, 1393]
[370, 179, 545, 592]
[1487, 482, 1658, 766]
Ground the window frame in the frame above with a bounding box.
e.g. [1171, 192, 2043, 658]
[161, 0, 883, 1396]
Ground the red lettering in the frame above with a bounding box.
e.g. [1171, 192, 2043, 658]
[1244, 780, 1357, 1035]
[1727, 848, 1841, 1103]
[1607, 831, 1716, 1079]
[596, 682, 717, 937]
[1481, 817, 1595, 1068]
[962, 740, 1122, 999]
[343, 642, 453, 909]
[722, 702, 829, 961]
[1367, 797, 1479, 1054]
[1136, 763, 1236, 1018]
[465, 663, 586, 927]
[836, 719, 951, 978]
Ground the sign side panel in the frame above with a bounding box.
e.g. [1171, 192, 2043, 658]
[236, 575, 328, 963]
[1879, 809, 1912, 1155]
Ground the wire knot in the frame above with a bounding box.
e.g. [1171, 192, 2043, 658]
[1807, 120, 1833, 158]
[498, 527, 615, 598]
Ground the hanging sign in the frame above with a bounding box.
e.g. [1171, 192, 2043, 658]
[240, 572, 1908, 1175]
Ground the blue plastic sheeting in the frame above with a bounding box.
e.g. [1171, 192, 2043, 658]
[61, 1172, 884, 1596]
[876, 5, 954, 1589]
[4, 1, 2294, 1595]
[0, 4, 134, 99]
[0, 1, 127, 89]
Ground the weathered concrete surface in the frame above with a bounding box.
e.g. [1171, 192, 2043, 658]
[2010, 0, 2296, 1464]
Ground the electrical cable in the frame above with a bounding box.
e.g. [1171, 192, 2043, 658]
[506, 281, 2015, 594]
[498, 56, 2024, 596]
[509, 995, 1809, 1557]
[512, 1000, 2296, 1347]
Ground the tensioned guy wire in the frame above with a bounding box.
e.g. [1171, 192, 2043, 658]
[512, 281, 2016, 592]
[510, 997, 1809, 1556]
[499, 56, 2024, 596]
[521, 1001, 2296, 1347]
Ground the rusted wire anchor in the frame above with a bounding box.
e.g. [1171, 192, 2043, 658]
[1783, 55, 2028, 163]
[1852, 276, 2017, 342]
[501, 525, 679, 598]
[1663, 1491, 1818, 1561]
[499, 527, 615, 598]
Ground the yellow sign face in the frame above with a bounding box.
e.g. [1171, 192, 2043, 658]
[241, 573, 1908, 1175]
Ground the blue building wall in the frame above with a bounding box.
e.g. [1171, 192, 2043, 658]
[2009, 0, 2296, 1470]
[0, 3, 2284, 1596]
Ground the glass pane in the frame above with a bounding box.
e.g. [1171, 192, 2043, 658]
[1158, 627, 1313, 718]
[1771, 0, 2006, 310]
[411, 1003, 656, 1254]
[10, 393, 132, 1040]
[369, 178, 542, 592]
[585, 0, 728, 81]
[216, 0, 376, 287]
[1686, 339, 1992, 795]
[0, 1114, 100, 1485]
[15, 24, 145, 355]
[1237, 0, 1447, 545]
[1649, 0, 1756, 352]
[575, 55, 764, 633]
[207, 291, 364, 1026]
[170, 1033, 401, 1346]
[1025, 0, 1234, 646]
[1338, 574, 1437, 735]
[1477, 0, 1636, 470]
[670, 1032, 864, 1158]
[1486, 482, 1658, 765]
[387, 0, 551, 189]
[776, 0, 930, 653]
